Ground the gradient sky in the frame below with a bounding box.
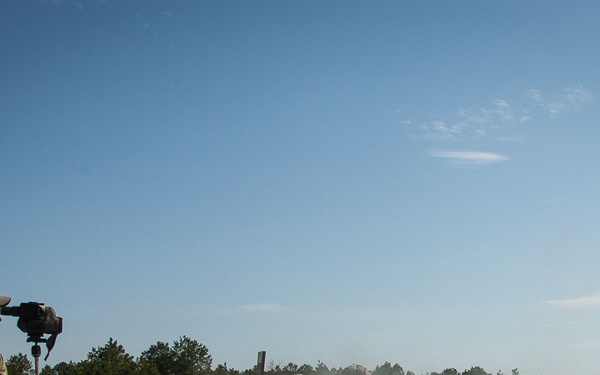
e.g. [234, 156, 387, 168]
[2, 1, 600, 374]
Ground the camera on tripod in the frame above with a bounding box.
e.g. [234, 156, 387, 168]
[1, 302, 63, 342]
[1, 301, 63, 363]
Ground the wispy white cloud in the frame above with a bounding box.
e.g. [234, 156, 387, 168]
[546, 293, 600, 309]
[240, 303, 286, 313]
[403, 87, 593, 142]
[545, 101, 566, 115]
[400, 87, 593, 167]
[565, 87, 593, 109]
[413, 98, 518, 141]
[527, 87, 593, 116]
[526, 89, 542, 102]
[492, 98, 510, 108]
[428, 150, 509, 166]
[431, 120, 464, 137]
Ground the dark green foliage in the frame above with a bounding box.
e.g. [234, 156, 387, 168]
[170, 336, 212, 375]
[373, 362, 405, 375]
[140, 336, 211, 375]
[137, 359, 161, 375]
[6, 353, 33, 375]
[266, 362, 290, 375]
[282, 363, 299, 374]
[214, 363, 241, 375]
[77, 337, 137, 375]
[140, 341, 174, 375]
[297, 364, 316, 375]
[461, 367, 490, 375]
[3, 337, 516, 375]
[315, 361, 330, 375]
[240, 365, 257, 375]
[52, 361, 78, 375]
[341, 365, 368, 375]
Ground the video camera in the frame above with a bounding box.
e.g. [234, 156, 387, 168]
[1, 302, 63, 360]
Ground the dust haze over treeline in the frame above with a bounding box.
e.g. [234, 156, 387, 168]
[3, 336, 520, 375]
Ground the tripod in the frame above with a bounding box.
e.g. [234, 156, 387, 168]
[28, 337, 46, 375]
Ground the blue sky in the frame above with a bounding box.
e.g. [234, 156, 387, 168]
[2, 1, 600, 374]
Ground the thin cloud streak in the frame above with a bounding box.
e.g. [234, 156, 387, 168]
[240, 303, 286, 313]
[428, 150, 509, 165]
[546, 293, 600, 309]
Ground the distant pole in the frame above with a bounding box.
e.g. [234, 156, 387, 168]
[257, 351, 266, 375]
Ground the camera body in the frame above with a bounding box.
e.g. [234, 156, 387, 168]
[1, 302, 63, 341]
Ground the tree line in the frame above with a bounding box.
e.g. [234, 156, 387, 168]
[4, 336, 519, 375]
